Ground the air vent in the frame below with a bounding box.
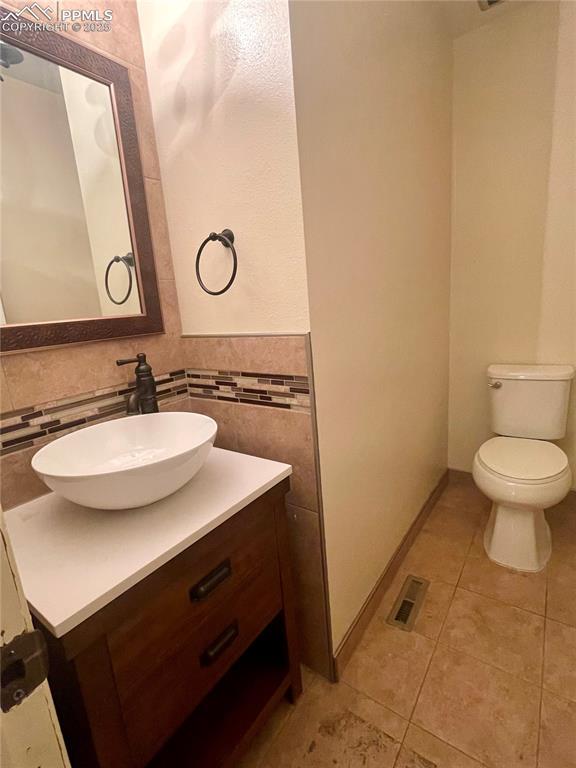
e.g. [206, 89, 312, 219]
[386, 575, 429, 631]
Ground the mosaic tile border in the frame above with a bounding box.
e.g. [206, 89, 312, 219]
[186, 368, 311, 411]
[0, 366, 311, 457]
[0, 370, 188, 456]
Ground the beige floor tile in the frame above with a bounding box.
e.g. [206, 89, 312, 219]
[413, 645, 540, 768]
[238, 699, 294, 768]
[395, 724, 486, 768]
[543, 619, 576, 703]
[548, 519, 576, 597]
[459, 529, 547, 615]
[422, 501, 480, 548]
[547, 494, 576, 562]
[240, 666, 321, 767]
[259, 676, 407, 767]
[401, 530, 469, 586]
[342, 617, 435, 718]
[438, 480, 490, 515]
[301, 664, 322, 687]
[439, 588, 544, 684]
[547, 557, 576, 627]
[375, 568, 455, 641]
[539, 691, 576, 768]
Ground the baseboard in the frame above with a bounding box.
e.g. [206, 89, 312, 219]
[333, 469, 450, 680]
[448, 468, 472, 482]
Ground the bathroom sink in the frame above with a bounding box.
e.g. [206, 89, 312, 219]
[32, 412, 217, 510]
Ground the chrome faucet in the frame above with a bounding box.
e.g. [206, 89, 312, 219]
[116, 353, 159, 415]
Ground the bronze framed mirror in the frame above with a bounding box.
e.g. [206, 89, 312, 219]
[0, 6, 163, 351]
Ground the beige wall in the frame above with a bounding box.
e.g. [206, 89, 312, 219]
[137, 0, 310, 335]
[290, 1, 452, 649]
[448, 1, 576, 486]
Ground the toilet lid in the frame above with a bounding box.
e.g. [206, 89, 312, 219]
[478, 437, 568, 481]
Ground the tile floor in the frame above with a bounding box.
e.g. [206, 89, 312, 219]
[240, 475, 576, 768]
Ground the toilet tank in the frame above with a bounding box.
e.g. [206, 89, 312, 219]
[488, 364, 575, 439]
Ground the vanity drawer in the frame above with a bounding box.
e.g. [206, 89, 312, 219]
[118, 556, 283, 767]
[108, 496, 277, 695]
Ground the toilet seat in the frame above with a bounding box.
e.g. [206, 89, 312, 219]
[473, 443, 572, 572]
[477, 437, 568, 482]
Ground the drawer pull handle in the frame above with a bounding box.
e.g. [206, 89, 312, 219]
[190, 559, 232, 602]
[200, 621, 239, 666]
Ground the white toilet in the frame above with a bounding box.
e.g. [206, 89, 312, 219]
[473, 364, 574, 572]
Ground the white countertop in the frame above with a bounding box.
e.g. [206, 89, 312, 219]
[4, 448, 291, 638]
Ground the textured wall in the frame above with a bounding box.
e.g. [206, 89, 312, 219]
[138, 0, 310, 335]
[448, 1, 576, 487]
[290, 0, 452, 649]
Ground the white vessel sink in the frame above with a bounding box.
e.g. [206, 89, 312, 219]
[32, 412, 217, 510]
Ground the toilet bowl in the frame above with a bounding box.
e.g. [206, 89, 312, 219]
[473, 436, 572, 572]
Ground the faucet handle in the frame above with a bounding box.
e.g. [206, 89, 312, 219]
[116, 353, 147, 367]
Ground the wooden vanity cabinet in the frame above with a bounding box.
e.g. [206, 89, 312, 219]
[36, 479, 301, 768]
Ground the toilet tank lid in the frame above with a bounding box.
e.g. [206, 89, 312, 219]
[488, 364, 575, 381]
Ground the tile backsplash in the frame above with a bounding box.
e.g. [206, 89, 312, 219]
[0, 365, 311, 458]
[0, 370, 187, 457]
[187, 368, 311, 411]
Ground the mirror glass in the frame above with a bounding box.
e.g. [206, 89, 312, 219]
[0, 43, 143, 325]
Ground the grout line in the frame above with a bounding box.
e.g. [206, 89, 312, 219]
[542, 571, 549, 688]
[250, 704, 295, 767]
[434, 534, 548, 690]
[536, 632, 546, 766]
[406, 494, 461, 726]
[455, 507, 550, 620]
[405, 642, 437, 725]
[454, 584, 546, 619]
[544, 613, 576, 630]
[409, 722, 491, 768]
[234, 668, 319, 765]
[396, 488, 467, 757]
[309, 677, 412, 762]
[454, 583, 546, 619]
[406, 487, 543, 766]
[455, 511, 485, 590]
[539, 686, 576, 706]
[434, 634, 542, 689]
[338, 678, 397, 712]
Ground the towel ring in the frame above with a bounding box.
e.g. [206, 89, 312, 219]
[105, 253, 135, 305]
[195, 229, 237, 296]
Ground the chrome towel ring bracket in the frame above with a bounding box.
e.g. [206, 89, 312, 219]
[195, 229, 238, 296]
[105, 253, 135, 306]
